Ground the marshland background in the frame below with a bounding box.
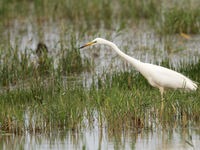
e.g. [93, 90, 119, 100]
[0, 0, 200, 149]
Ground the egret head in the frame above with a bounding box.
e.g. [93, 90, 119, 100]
[79, 38, 107, 49]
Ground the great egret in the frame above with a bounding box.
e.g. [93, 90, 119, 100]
[79, 38, 198, 100]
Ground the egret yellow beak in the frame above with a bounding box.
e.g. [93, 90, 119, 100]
[79, 41, 96, 49]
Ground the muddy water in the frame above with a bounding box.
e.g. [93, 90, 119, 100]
[1, 20, 200, 150]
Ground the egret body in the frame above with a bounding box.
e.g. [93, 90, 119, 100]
[79, 38, 197, 99]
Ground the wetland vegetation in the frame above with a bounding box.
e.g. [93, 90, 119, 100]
[0, 0, 200, 150]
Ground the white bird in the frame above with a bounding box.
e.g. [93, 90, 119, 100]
[79, 38, 198, 100]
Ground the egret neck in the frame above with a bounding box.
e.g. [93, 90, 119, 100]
[104, 40, 143, 71]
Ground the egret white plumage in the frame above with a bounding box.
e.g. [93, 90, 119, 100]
[79, 38, 198, 100]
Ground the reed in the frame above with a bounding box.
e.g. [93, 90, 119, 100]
[1, 0, 200, 34]
[0, 0, 200, 136]
[158, 7, 200, 34]
[0, 55, 199, 133]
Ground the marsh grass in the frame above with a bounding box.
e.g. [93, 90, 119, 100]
[0, 54, 199, 133]
[158, 7, 200, 34]
[2, 0, 200, 35]
[58, 36, 90, 75]
[0, 47, 35, 86]
[93, 61, 200, 130]
[0, 36, 90, 88]
[2, 0, 200, 34]
[0, 0, 200, 135]
[0, 34, 91, 133]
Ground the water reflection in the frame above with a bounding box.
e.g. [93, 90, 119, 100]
[1, 125, 199, 150]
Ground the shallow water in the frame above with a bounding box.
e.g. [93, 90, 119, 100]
[1, 20, 200, 150]
[1, 125, 200, 150]
[3, 19, 200, 72]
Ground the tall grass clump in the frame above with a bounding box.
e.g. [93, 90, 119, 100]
[0, 77, 89, 133]
[0, 45, 56, 87]
[57, 36, 90, 75]
[0, 46, 34, 86]
[118, 0, 159, 20]
[159, 7, 200, 34]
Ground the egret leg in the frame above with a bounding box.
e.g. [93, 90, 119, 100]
[159, 87, 164, 112]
